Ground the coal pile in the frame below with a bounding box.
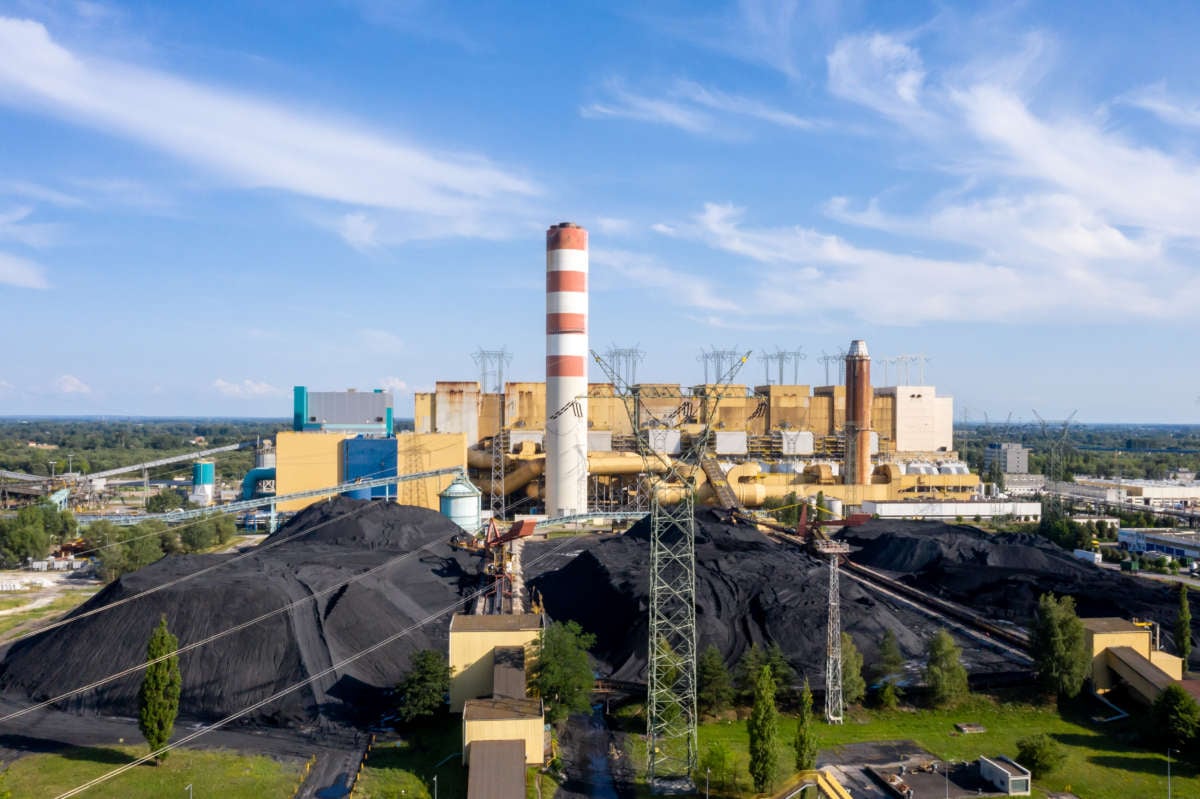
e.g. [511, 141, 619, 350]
[0, 498, 479, 727]
[841, 520, 1189, 656]
[525, 512, 1016, 684]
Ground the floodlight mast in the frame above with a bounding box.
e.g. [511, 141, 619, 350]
[591, 348, 751, 788]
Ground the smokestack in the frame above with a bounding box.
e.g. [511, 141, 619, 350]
[545, 222, 589, 517]
[844, 339, 873, 486]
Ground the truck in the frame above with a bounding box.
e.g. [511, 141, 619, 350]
[1073, 548, 1102, 565]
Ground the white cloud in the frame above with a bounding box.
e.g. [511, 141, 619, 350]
[379, 376, 408, 396]
[0, 251, 50, 288]
[336, 212, 379, 250]
[359, 328, 404, 353]
[581, 78, 818, 137]
[1120, 83, 1200, 129]
[591, 247, 739, 313]
[212, 378, 281, 398]
[0, 180, 83, 207]
[0, 206, 58, 247]
[55, 374, 91, 394]
[0, 379, 12, 395]
[827, 33, 930, 124]
[595, 217, 633, 235]
[581, 81, 714, 134]
[0, 17, 537, 225]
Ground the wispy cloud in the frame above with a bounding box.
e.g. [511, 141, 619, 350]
[1119, 83, 1200, 129]
[0, 206, 58, 248]
[827, 32, 931, 125]
[336, 212, 379, 251]
[0, 17, 537, 232]
[0, 180, 83, 207]
[212, 378, 281, 398]
[0, 251, 50, 289]
[581, 78, 819, 137]
[55, 374, 91, 394]
[379, 376, 408, 396]
[581, 81, 714, 134]
[591, 247, 739, 313]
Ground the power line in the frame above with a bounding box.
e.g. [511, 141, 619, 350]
[51, 535, 583, 799]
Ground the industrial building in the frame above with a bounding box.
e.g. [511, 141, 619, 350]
[1073, 476, 1200, 510]
[984, 442, 1030, 474]
[1117, 528, 1200, 561]
[1083, 617, 1184, 705]
[861, 500, 1041, 523]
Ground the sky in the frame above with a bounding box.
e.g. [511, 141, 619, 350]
[1, 1, 1199, 423]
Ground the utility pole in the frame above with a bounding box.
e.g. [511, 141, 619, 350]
[473, 347, 513, 519]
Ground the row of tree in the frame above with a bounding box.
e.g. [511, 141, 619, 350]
[0, 503, 76, 567]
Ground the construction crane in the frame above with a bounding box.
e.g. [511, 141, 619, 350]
[592, 348, 750, 787]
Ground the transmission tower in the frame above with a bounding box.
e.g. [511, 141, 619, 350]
[760, 347, 806, 385]
[818, 349, 848, 385]
[698, 347, 741, 385]
[605, 344, 645, 387]
[473, 347, 513, 518]
[593, 348, 750, 787]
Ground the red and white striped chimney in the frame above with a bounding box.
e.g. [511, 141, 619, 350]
[545, 222, 589, 517]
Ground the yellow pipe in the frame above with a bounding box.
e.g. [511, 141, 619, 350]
[473, 458, 545, 496]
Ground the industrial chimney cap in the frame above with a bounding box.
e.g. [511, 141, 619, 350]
[847, 339, 869, 358]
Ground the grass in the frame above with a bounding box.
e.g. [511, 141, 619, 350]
[0, 594, 36, 612]
[0, 745, 302, 799]
[688, 691, 1200, 799]
[0, 589, 98, 640]
[352, 716, 467, 799]
[525, 766, 560, 798]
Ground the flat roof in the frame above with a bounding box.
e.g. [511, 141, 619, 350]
[467, 740, 525, 799]
[450, 613, 542, 633]
[1082, 617, 1145, 634]
[463, 696, 542, 721]
[983, 755, 1029, 777]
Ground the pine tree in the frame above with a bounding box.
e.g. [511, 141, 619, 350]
[748, 665, 779, 793]
[1178, 582, 1193, 667]
[138, 615, 181, 762]
[841, 632, 866, 705]
[877, 629, 904, 682]
[793, 679, 818, 772]
[735, 643, 767, 703]
[1030, 593, 1089, 698]
[924, 629, 968, 708]
[697, 645, 733, 716]
[395, 649, 452, 722]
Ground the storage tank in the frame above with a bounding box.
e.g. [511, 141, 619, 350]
[826, 497, 844, 520]
[255, 441, 276, 469]
[190, 461, 216, 507]
[439, 474, 482, 533]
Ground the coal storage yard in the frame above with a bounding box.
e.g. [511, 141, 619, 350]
[0, 498, 479, 727]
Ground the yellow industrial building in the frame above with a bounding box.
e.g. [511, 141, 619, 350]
[273, 430, 466, 513]
[1083, 617, 1184, 705]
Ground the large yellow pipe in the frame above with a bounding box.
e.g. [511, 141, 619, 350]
[473, 458, 545, 497]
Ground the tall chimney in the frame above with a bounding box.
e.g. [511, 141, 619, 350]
[545, 222, 589, 517]
[844, 339, 873, 486]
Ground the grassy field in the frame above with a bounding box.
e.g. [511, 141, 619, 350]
[0, 746, 302, 799]
[0, 589, 98, 640]
[353, 717, 467, 799]
[690, 692, 1197, 799]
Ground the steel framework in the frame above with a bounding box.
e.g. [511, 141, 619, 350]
[592, 348, 749, 788]
[816, 539, 850, 723]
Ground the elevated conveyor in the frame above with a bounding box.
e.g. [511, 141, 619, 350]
[700, 455, 741, 511]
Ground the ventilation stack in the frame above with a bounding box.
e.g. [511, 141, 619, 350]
[544, 222, 589, 517]
[844, 339, 873, 486]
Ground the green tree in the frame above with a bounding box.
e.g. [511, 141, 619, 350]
[697, 645, 733, 716]
[699, 741, 733, 793]
[146, 488, 187, 513]
[841, 632, 866, 706]
[765, 643, 795, 697]
[1030, 593, 1089, 699]
[395, 649, 452, 723]
[1179, 583, 1193, 667]
[877, 680, 901, 710]
[181, 520, 217, 552]
[747, 665, 779, 793]
[1016, 733, 1066, 778]
[873, 629, 905, 708]
[137, 615, 181, 762]
[793, 679, 818, 772]
[735, 644, 767, 703]
[532, 621, 595, 724]
[924, 629, 968, 707]
[1152, 684, 1200, 750]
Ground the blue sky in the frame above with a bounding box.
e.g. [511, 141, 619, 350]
[1, 1, 1199, 423]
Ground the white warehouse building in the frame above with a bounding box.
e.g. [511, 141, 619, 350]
[861, 500, 1042, 523]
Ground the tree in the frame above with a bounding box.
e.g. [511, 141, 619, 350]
[1179, 583, 1193, 667]
[735, 644, 767, 703]
[841, 632, 866, 706]
[924, 629, 968, 707]
[1030, 593, 1089, 699]
[748, 665, 779, 793]
[532, 621, 595, 724]
[1152, 684, 1200, 750]
[793, 679, 818, 772]
[697, 645, 733, 716]
[1016, 733, 1066, 778]
[138, 615, 181, 762]
[395, 649, 451, 722]
[877, 680, 901, 711]
[873, 629, 904, 708]
[765, 643, 795, 698]
[699, 741, 733, 793]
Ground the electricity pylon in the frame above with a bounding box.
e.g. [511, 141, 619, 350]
[592, 348, 750, 788]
